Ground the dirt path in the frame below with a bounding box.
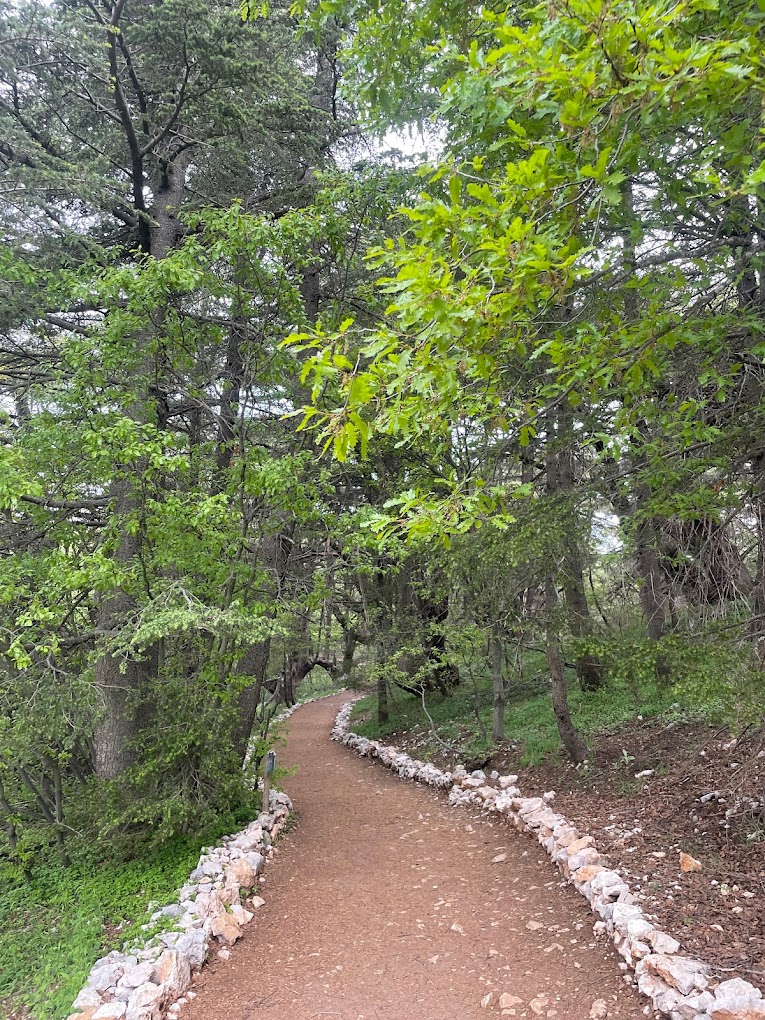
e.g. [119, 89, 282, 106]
[185, 695, 648, 1020]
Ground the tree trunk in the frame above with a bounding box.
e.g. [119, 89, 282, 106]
[232, 639, 273, 762]
[340, 629, 357, 678]
[546, 578, 588, 764]
[489, 623, 505, 742]
[751, 449, 765, 665]
[557, 405, 604, 691]
[563, 543, 604, 692]
[545, 415, 588, 763]
[93, 475, 158, 779]
[377, 672, 389, 725]
[634, 513, 671, 681]
[92, 142, 191, 778]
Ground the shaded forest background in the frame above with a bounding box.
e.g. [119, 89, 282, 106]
[1, 0, 765, 1013]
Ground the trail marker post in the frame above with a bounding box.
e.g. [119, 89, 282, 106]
[263, 750, 276, 810]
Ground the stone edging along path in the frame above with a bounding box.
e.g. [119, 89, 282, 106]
[65, 694, 343, 1020]
[332, 700, 765, 1020]
[66, 791, 291, 1020]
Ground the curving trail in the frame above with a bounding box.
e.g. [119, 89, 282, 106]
[184, 694, 647, 1020]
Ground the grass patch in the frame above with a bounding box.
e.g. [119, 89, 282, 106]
[0, 825, 233, 1019]
[350, 669, 699, 766]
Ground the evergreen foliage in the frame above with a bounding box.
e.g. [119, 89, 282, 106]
[2, 0, 765, 1011]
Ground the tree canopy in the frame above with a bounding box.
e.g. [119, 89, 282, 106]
[1, 0, 765, 924]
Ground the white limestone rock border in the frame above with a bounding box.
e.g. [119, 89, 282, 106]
[66, 789, 291, 1020]
[67, 689, 350, 1020]
[333, 699, 765, 1020]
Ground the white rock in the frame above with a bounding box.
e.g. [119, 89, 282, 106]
[93, 1003, 127, 1019]
[499, 993, 524, 1009]
[710, 977, 765, 1020]
[89, 964, 124, 992]
[152, 949, 191, 1000]
[230, 904, 254, 925]
[125, 982, 163, 1020]
[639, 954, 709, 996]
[175, 930, 207, 970]
[646, 930, 681, 956]
[73, 987, 103, 1009]
[118, 962, 155, 991]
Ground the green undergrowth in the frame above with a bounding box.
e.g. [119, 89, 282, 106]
[0, 823, 236, 1020]
[349, 671, 705, 767]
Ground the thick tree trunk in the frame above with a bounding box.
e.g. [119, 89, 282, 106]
[233, 529, 295, 760]
[634, 513, 671, 681]
[232, 639, 273, 761]
[377, 672, 389, 725]
[92, 142, 191, 778]
[93, 477, 156, 779]
[340, 629, 357, 678]
[563, 546, 604, 692]
[489, 623, 506, 743]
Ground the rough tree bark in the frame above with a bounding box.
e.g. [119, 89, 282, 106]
[546, 578, 589, 764]
[557, 406, 604, 692]
[92, 57, 192, 776]
[489, 622, 506, 742]
[750, 449, 765, 665]
[545, 417, 589, 763]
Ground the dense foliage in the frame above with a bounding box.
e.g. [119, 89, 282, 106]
[2, 0, 765, 1012]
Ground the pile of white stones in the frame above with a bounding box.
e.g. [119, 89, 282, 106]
[333, 700, 765, 1020]
[66, 790, 291, 1020]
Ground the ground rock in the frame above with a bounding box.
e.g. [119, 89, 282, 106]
[74, 988, 104, 1009]
[230, 904, 254, 925]
[152, 949, 191, 1000]
[243, 851, 265, 876]
[567, 846, 602, 872]
[499, 775, 519, 789]
[709, 978, 765, 1020]
[125, 983, 163, 1020]
[639, 953, 709, 996]
[219, 880, 241, 906]
[625, 916, 654, 941]
[499, 993, 523, 1009]
[610, 902, 644, 935]
[117, 963, 155, 991]
[679, 851, 702, 873]
[92, 1003, 127, 1019]
[210, 911, 242, 945]
[554, 827, 581, 847]
[566, 835, 596, 856]
[175, 930, 207, 971]
[646, 930, 681, 956]
[89, 964, 124, 992]
[196, 889, 226, 922]
[590, 1000, 608, 1019]
[673, 990, 715, 1020]
[481, 991, 498, 1007]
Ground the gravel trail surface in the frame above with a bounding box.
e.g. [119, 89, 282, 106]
[184, 693, 647, 1020]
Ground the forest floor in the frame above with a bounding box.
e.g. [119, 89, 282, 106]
[385, 708, 765, 995]
[182, 693, 647, 1020]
